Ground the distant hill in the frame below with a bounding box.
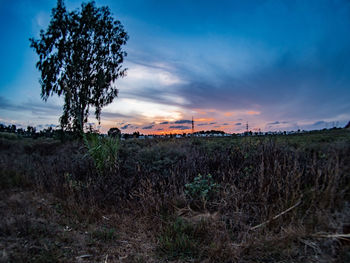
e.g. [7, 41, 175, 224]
[345, 121, 350, 129]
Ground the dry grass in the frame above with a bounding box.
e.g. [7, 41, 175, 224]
[0, 128, 349, 262]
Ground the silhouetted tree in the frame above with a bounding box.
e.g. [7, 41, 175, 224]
[26, 126, 36, 134]
[30, 0, 128, 133]
[10, 125, 16, 133]
[108, 127, 121, 138]
[133, 131, 140, 138]
[345, 121, 350, 129]
[17, 128, 25, 135]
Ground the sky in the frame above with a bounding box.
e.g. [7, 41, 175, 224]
[1, 0, 350, 134]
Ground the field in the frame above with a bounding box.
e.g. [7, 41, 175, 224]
[0, 128, 350, 262]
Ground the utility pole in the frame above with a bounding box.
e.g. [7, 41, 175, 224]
[192, 116, 194, 134]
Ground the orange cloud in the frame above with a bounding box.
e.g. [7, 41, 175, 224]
[194, 118, 214, 122]
[247, 110, 261, 115]
[224, 112, 235, 117]
[193, 109, 207, 115]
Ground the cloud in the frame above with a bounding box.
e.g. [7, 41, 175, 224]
[160, 121, 169, 125]
[169, 125, 191, 130]
[235, 123, 242, 126]
[121, 124, 131, 130]
[0, 96, 13, 109]
[101, 111, 133, 119]
[142, 125, 154, 129]
[135, 15, 350, 123]
[222, 123, 229, 126]
[174, 119, 192, 124]
[195, 118, 214, 122]
[156, 128, 164, 131]
[313, 121, 326, 126]
[0, 96, 61, 115]
[268, 121, 280, 125]
[246, 111, 261, 115]
[224, 112, 235, 117]
[3, 1, 350, 133]
[196, 122, 217, 126]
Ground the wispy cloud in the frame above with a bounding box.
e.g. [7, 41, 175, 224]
[313, 121, 326, 126]
[268, 121, 280, 125]
[174, 119, 192, 124]
[121, 124, 131, 130]
[142, 125, 154, 129]
[169, 125, 190, 130]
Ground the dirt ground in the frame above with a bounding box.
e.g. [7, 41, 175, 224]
[0, 189, 160, 263]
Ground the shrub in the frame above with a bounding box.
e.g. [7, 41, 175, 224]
[0, 132, 18, 140]
[83, 133, 119, 175]
[185, 174, 219, 207]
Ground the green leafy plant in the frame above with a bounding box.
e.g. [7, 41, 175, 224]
[83, 133, 119, 175]
[185, 174, 219, 203]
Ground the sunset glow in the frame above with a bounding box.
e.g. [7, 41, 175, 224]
[1, 0, 349, 134]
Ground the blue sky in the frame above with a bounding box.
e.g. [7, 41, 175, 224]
[1, 0, 350, 133]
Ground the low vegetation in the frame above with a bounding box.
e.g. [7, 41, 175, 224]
[0, 128, 349, 262]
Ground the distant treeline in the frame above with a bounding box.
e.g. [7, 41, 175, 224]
[0, 124, 228, 140]
[0, 124, 78, 140]
[1, 123, 346, 141]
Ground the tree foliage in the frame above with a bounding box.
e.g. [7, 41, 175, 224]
[30, 0, 128, 132]
[107, 127, 121, 137]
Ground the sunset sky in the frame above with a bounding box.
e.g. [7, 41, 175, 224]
[1, 0, 350, 134]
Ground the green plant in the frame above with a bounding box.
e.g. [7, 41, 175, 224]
[185, 174, 219, 203]
[83, 133, 119, 175]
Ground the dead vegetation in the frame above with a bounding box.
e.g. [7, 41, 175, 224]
[0, 129, 350, 262]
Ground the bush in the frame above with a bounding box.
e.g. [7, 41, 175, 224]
[83, 133, 119, 175]
[0, 132, 18, 140]
[185, 174, 219, 207]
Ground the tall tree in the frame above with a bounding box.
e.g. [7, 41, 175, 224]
[30, 0, 128, 132]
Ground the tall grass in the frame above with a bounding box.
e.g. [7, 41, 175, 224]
[1, 129, 349, 261]
[83, 133, 119, 175]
